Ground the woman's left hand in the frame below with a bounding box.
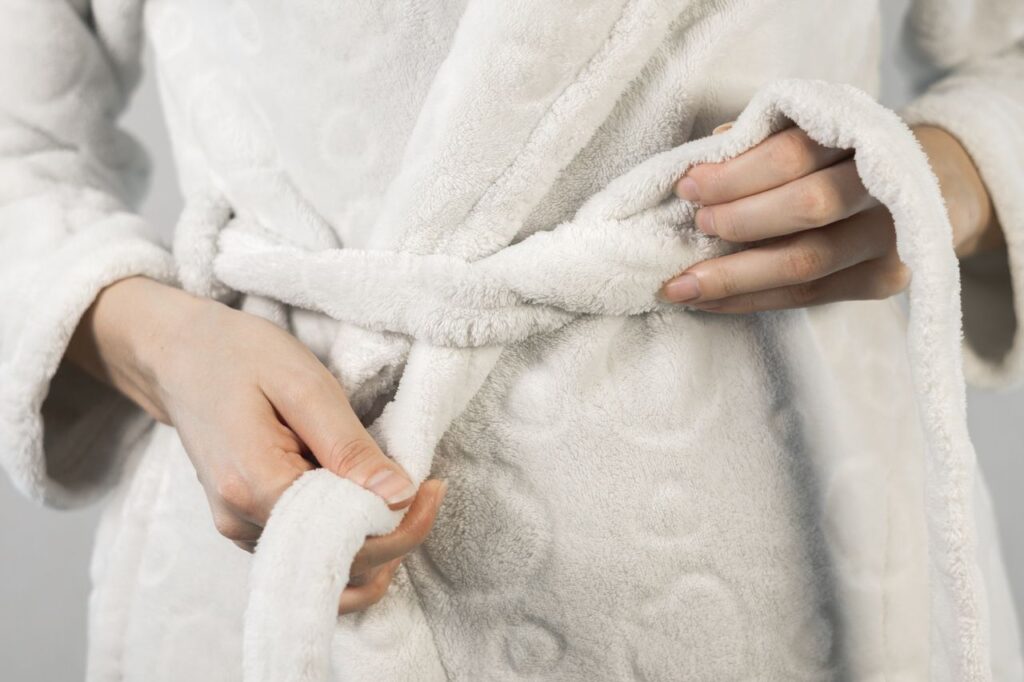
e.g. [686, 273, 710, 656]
[659, 123, 1001, 313]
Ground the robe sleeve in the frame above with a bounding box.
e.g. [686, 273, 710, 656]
[900, 0, 1024, 388]
[0, 1, 176, 507]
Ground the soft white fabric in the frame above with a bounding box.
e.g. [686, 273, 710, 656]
[1, 0, 1023, 680]
[0, 0, 176, 507]
[229, 78, 1002, 681]
[902, 37, 1024, 388]
[243, 470, 403, 682]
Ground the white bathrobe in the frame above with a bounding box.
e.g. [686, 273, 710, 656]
[1, 0, 1023, 680]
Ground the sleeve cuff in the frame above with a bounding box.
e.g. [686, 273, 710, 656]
[0, 215, 176, 507]
[903, 77, 1024, 389]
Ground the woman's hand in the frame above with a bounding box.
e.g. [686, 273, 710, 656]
[659, 123, 1003, 313]
[67, 276, 445, 614]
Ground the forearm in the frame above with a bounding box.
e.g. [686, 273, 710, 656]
[912, 125, 1005, 259]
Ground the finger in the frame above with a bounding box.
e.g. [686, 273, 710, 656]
[676, 126, 851, 205]
[211, 506, 264, 545]
[661, 205, 894, 304]
[349, 479, 447, 577]
[690, 253, 911, 314]
[208, 400, 315, 528]
[261, 357, 417, 510]
[712, 121, 734, 135]
[693, 159, 879, 242]
[338, 557, 402, 615]
[233, 539, 258, 554]
[347, 558, 387, 588]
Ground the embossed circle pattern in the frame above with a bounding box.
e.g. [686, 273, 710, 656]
[630, 573, 750, 682]
[595, 313, 728, 447]
[500, 355, 568, 440]
[635, 474, 701, 543]
[318, 104, 374, 171]
[188, 74, 277, 170]
[421, 460, 552, 593]
[502, 617, 567, 676]
[228, 0, 264, 54]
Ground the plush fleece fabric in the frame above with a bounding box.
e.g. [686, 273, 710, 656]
[1, 1, 1023, 680]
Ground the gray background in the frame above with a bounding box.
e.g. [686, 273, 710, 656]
[1, 2, 1020, 679]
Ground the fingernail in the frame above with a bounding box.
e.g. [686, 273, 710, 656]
[661, 274, 701, 303]
[692, 300, 721, 311]
[365, 469, 417, 505]
[676, 175, 700, 202]
[695, 208, 716, 235]
[712, 122, 734, 135]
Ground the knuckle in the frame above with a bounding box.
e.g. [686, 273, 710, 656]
[390, 517, 418, 547]
[373, 575, 393, 599]
[714, 267, 740, 298]
[215, 474, 257, 518]
[365, 575, 393, 606]
[345, 568, 371, 588]
[284, 370, 331, 406]
[348, 551, 371, 578]
[387, 517, 423, 555]
[794, 180, 833, 226]
[873, 262, 912, 299]
[404, 513, 434, 547]
[278, 382, 314, 413]
[889, 263, 912, 293]
[727, 294, 756, 313]
[233, 539, 257, 554]
[713, 210, 745, 242]
[783, 244, 827, 282]
[769, 129, 813, 177]
[790, 280, 821, 306]
[212, 510, 246, 541]
[329, 436, 381, 474]
[688, 164, 724, 200]
[866, 282, 889, 301]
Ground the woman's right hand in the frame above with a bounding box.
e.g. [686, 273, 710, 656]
[67, 276, 446, 614]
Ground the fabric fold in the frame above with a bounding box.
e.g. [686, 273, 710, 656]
[0, 218, 175, 506]
[902, 53, 1024, 389]
[0, 0, 175, 508]
[231, 79, 990, 681]
[243, 470, 402, 682]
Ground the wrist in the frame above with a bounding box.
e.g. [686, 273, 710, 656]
[68, 277, 213, 422]
[911, 124, 1003, 258]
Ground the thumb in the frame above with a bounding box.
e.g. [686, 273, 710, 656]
[323, 433, 417, 511]
[263, 364, 417, 510]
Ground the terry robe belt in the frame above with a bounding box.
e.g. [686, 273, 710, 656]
[171, 80, 990, 681]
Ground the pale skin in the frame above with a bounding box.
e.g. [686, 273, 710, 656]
[67, 277, 448, 614]
[660, 124, 1004, 308]
[67, 122, 1001, 615]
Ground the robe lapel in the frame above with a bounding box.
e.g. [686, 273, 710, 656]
[369, 0, 696, 259]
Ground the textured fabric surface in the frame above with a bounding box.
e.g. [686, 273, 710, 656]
[233, 78, 1016, 681]
[1, 1, 1023, 680]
